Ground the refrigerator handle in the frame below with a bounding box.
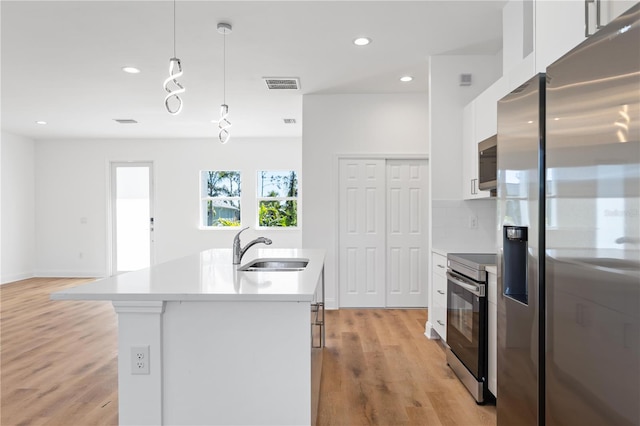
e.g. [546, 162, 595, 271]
[596, 0, 603, 29]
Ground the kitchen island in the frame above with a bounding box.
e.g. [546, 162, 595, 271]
[51, 248, 326, 426]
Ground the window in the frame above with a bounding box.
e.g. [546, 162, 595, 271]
[200, 171, 241, 227]
[257, 171, 298, 227]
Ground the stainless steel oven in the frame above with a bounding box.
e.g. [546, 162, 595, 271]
[445, 253, 495, 404]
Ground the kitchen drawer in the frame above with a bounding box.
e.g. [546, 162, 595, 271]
[433, 273, 447, 306]
[432, 252, 447, 277]
[431, 302, 447, 340]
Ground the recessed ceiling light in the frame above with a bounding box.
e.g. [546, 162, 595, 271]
[353, 37, 371, 46]
[36, 121, 47, 125]
[122, 66, 141, 74]
[400, 76, 413, 82]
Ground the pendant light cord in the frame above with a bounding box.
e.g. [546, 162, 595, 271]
[173, 0, 176, 57]
[223, 32, 226, 105]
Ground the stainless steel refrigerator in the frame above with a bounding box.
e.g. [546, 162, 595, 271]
[497, 4, 639, 425]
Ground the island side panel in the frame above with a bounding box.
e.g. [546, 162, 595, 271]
[113, 301, 165, 426]
[162, 300, 311, 425]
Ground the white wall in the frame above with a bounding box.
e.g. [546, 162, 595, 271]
[1, 131, 36, 283]
[432, 199, 498, 253]
[428, 54, 502, 252]
[34, 137, 301, 277]
[302, 93, 429, 309]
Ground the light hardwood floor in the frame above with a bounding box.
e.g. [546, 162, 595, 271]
[1, 278, 496, 425]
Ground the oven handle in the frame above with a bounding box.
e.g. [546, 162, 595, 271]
[446, 271, 485, 297]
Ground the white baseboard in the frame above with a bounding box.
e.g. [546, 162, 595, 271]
[424, 320, 441, 340]
[35, 270, 106, 278]
[1, 272, 36, 285]
[325, 298, 338, 310]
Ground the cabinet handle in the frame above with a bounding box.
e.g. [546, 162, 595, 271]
[470, 179, 475, 195]
[437, 290, 445, 295]
[437, 264, 445, 269]
[437, 320, 445, 326]
[585, 0, 591, 36]
[585, 0, 602, 36]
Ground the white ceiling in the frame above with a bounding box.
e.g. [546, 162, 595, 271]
[1, 1, 505, 140]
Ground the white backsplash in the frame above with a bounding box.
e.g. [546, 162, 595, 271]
[432, 199, 498, 253]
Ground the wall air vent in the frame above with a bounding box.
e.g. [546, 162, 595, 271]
[113, 119, 138, 124]
[263, 77, 300, 90]
[283, 118, 297, 124]
[459, 73, 472, 86]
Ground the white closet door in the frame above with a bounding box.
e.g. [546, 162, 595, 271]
[386, 160, 429, 308]
[338, 159, 386, 307]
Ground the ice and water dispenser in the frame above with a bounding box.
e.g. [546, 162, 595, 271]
[503, 226, 528, 304]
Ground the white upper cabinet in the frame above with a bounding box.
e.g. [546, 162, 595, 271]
[475, 77, 508, 142]
[462, 102, 482, 200]
[535, 0, 638, 72]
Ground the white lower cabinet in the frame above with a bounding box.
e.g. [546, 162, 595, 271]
[488, 270, 497, 397]
[430, 252, 448, 340]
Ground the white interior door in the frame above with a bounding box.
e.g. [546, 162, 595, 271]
[386, 160, 429, 307]
[110, 162, 154, 274]
[338, 159, 386, 307]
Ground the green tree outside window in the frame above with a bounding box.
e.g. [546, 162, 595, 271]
[258, 171, 298, 227]
[200, 171, 241, 227]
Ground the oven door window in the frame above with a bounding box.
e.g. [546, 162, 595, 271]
[447, 278, 481, 379]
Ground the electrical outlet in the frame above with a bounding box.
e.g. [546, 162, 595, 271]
[131, 346, 150, 375]
[469, 215, 478, 229]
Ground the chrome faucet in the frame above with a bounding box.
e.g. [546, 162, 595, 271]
[233, 226, 272, 265]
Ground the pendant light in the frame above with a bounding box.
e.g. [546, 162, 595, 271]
[163, 0, 184, 115]
[216, 22, 232, 144]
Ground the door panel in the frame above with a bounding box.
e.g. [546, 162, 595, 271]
[386, 160, 428, 307]
[339, 159, 386, 307]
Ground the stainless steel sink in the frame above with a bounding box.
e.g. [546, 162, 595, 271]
[238, 258, 309, 272]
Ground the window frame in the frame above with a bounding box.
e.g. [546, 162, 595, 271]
[256, 170, 300, 229]
[199, 170, 242, 228]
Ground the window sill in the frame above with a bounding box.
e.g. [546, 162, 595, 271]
[198, 226, 243, 231]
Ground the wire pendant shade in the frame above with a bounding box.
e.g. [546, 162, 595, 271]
[164, 58, 184, 114]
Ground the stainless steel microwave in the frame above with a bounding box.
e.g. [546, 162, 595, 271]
[478, 135, 497, 191]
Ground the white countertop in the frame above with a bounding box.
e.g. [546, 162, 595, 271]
[51, 248, 325, 303]
[432, 247, 449, 257]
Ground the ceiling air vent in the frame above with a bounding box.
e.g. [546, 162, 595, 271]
[263, 77, 300, 90]
[283, 118, 297, 124]
[459, 74, 472, 86]
[113, 119, 138, 124]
